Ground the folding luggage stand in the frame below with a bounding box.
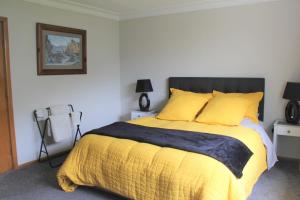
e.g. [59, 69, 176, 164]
[33, 104, 82, 168]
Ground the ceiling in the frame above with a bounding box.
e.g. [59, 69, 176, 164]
[25, 0, 278, 20]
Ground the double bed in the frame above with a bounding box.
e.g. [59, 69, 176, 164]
[57, 77, 276, 200]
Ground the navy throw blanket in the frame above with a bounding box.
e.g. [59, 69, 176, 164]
[85, 122, 253, 178]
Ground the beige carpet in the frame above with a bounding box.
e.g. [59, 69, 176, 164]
[0, 159, 299, 200]
[248, 160, 300, 200]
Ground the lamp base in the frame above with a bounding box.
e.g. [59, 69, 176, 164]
[139, 93, 150, 111]
[285, 100, 300, 124]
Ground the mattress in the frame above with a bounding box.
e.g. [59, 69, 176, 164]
[57, 117, 268, 200]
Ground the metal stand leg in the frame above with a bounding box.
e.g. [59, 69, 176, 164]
[73, 125, 82, 147]
[72, 111, 83, 147]
[35, 116, 61, 168]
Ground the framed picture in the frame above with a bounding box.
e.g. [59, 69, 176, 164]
[36, 23, 86, 75]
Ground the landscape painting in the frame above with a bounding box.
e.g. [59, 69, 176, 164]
[45, 34, 81, 68]
[36, 23, 86, 75]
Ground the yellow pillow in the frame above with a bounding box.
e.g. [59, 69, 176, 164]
[213, 90, 263, 123]
[171, 88, 213, 100]
[157, 89, 211, 121]
[195, 95, 250, 126]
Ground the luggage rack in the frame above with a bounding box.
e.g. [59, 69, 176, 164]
[33, 104, 82, 168]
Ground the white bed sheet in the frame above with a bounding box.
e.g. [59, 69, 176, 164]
[241, 118, 278, 170]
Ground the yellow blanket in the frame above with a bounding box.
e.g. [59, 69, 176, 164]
[57, 117, 267, 200]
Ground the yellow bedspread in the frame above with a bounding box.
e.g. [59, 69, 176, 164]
[57, 117, 267, 200]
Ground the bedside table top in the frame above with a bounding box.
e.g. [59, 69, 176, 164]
[274, 120, 300, 127]
[132, 110, 157, 113]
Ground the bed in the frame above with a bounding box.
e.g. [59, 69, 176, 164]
[57, 77, 275, 200]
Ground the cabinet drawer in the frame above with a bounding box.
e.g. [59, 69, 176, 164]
[131, 111, 157, 120]
[131, 113, 142, 120]
[274, 125, 300, 137]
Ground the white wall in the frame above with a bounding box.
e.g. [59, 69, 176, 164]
[120, 0, 300, 131]
[0, 0, 121, 165]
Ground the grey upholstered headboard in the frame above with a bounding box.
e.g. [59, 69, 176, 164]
[168, 77, 265, 121]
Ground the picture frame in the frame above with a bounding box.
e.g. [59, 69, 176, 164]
[36, 23, 87, 75]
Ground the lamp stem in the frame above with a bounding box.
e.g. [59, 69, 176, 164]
[285, 100, 300, 124]
[139, 93, 150, 111]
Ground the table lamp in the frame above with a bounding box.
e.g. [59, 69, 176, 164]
[136, 79, 153, 111]
[283, 82, 300, 124]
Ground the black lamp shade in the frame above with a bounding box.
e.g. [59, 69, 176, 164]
[136, 79, 153, 93]
[283, 82, 300, 100]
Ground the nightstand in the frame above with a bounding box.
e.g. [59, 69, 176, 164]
[273, 120, 300, 169]
[131, 110, 157, 120]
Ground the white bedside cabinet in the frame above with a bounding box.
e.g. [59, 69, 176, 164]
[131, 110, 157, 120]
[273, 120, 300, 170]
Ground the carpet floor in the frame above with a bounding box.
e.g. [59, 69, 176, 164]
[0, 159, 300, 200]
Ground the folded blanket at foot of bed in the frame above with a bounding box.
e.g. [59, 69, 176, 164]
[85, 122, 253, 178]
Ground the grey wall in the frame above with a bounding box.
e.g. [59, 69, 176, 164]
[0, 0, 121, 165]
[120, 0, 300, 131]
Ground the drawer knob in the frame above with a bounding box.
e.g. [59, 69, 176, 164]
[287, 130, 291, 134]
